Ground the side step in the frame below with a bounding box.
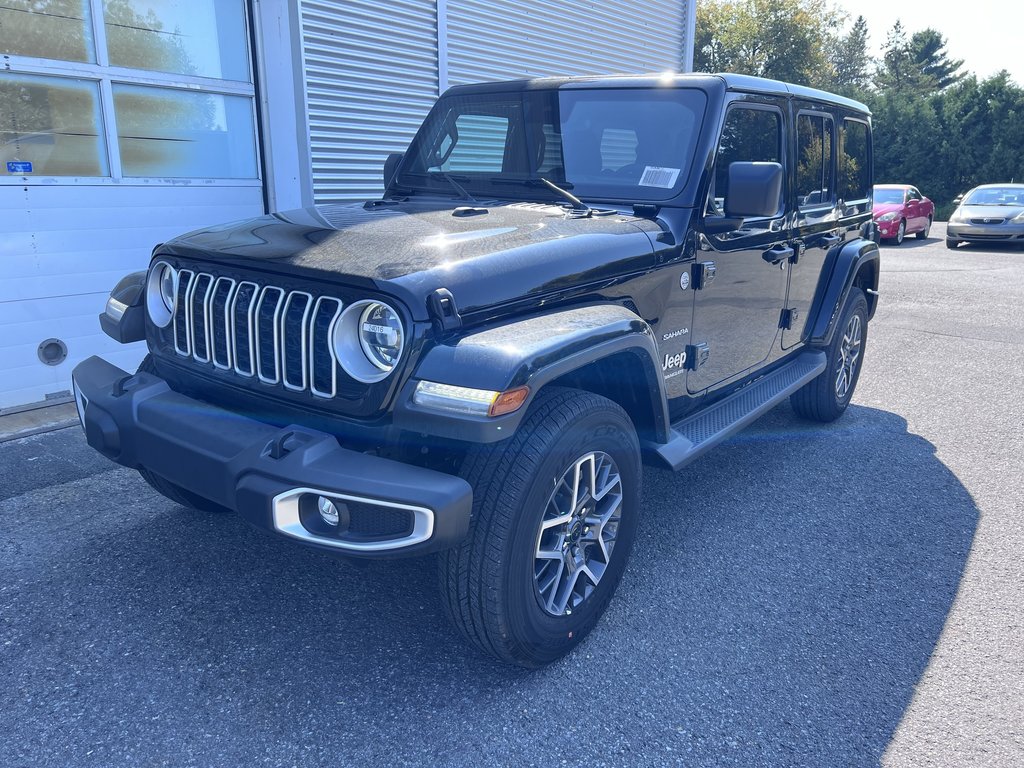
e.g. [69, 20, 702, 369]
[643, 351, 827, 471]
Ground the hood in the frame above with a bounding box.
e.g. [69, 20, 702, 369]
[872, 202, 904, 217]
[955, 204, 1024, 221]
[160, 201, 661, 319]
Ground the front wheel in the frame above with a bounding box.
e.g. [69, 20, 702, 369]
[438, 388, 641, 667]
[791, 288, 868, 422]
[945, 237, 959, 250]
[893, 219, 906, 245]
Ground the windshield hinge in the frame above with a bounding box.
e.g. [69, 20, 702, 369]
[427, 288, 462, 336]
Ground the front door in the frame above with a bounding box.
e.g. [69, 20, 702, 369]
[688, 99, 791, 394]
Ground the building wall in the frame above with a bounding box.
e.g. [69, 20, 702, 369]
[298, 0, 693, 203]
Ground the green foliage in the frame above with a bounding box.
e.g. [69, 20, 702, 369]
[695, 0, 1024, 215]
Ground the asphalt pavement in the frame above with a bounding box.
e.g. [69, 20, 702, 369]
[2, 223, 1022, 767]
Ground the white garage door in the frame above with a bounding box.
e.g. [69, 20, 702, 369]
[0, 0, 265, 408]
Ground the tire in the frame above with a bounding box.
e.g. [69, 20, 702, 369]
[791, 288, 868, 422]
[917, 216, 932, 240]
[438, 387, 641, 667]
[894, 219, 906, 245]
[136, 355, 230, 514]
[945, 237, 959, 250]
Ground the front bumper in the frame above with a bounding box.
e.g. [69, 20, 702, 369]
[947, 221, 1024, 242]
[71, 356, 472, 557]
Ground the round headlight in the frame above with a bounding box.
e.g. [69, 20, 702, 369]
[358, 303, 403, 372]
[146, 261, 177, 328]
[333, 300, 405, 383]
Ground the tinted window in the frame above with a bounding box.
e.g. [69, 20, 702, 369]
[710, 106, 782, 214]
[430, 113, 510, 173]
[839, 119, 870, 202]
[401, 88, 707, 202]
[796, 113, 834, 208]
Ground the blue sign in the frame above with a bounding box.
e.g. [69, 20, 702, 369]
[7, 161, 33, 174]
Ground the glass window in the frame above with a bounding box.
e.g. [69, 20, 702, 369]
[0, 73, 108, 176]
[431, 113, 509, 173]
[711, 106, 782, 214]
[113, 84, 256, 177]
[599, 128, 638, 172]
[0, 0, 95, 63]
[560, 90, 703, 194]
[104, 0, 249, 81]
[796, 113, 834, 208]
[400, 88, 706, 202]
[839, 119, 870, 202]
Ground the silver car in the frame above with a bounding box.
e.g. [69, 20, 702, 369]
[947, 183, 1024, 249]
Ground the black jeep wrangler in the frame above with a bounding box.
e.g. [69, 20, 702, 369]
[73, 74, 879, 667]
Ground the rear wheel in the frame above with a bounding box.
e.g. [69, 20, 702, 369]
[791, 289, 868, 422]
[438, 387, 641, 667]
[136, 355, 230, 514]
[917, 216, 932, 240]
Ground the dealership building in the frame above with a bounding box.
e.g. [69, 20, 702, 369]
[0, 0, 694, 410]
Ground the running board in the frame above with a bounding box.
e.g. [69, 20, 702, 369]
[643, 351, 827, 471]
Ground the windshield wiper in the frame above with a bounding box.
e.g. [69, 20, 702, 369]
[440, 172, 476, 202]
[538, 177, 591, 216]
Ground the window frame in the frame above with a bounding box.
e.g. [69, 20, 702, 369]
[706, 101, 787, 222]
[795, 109, 836, 214]
[1, 0, 260, 186]
[838, 117, 872, 206]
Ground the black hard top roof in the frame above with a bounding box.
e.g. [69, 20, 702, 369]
[445, 72, 871, 115]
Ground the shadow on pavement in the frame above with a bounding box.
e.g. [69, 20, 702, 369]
[0, 403, 977, 766]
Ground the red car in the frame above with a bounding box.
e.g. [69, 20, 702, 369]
[872, 184, 935, 244]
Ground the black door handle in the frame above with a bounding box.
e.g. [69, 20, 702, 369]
[821, 233, 842, 248]
[762, 245, 794, 265]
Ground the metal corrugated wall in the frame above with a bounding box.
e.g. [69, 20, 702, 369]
[445, 0, 688, 86]
[299, 0, 688, 202]
[300, 0, 439, 202]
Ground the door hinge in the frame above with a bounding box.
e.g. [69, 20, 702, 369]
[685, 342, 710, 370]
[691, 261, 717, 290]
[780, 307, 799, 330]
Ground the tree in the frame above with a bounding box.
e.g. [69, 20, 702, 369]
[694, 0, 843, 88]
[910, 29, 964, 91]
[826, 15, 872, 97]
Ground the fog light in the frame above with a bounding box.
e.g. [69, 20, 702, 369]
[318, 496, 340, 526]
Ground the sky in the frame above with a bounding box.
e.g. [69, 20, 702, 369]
[832, 0, 1024, 85]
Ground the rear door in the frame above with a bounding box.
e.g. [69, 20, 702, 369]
[687, 96, 791, 393]
[783, 103, 840, 348]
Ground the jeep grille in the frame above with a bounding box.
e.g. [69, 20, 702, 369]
[170, 269, 343, 398]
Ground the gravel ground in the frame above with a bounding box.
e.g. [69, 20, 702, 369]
[1, 223, 1021, 767]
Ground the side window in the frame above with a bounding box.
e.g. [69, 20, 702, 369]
[839, 119, 870, 203]
[710, 106, 782, 216]
[796, 113, 834, 209]
[430, 113, 510, 173]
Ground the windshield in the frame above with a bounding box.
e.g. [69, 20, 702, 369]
[397, 87, 708, 203]
[873, 188, 905, 205]
[963, 186, 1024, 205]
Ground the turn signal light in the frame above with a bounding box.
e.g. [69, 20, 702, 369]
[489, 386, 529, 417]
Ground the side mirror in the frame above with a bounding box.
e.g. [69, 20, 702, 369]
[384, 152, 404, 188]
[725, 161, 784, 218]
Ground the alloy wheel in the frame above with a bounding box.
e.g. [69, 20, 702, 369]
[835, 314, 863, 400]
[534, 451, 623, 616]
